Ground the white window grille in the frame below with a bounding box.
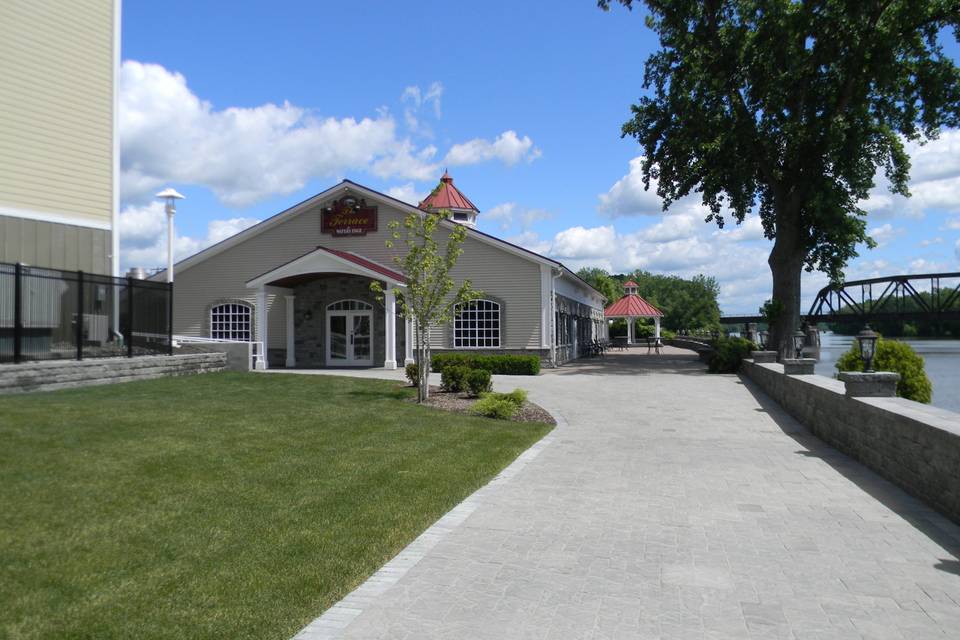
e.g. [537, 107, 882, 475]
[210, 302, 252, 341]
[453, 299, 501, 348]
[327, 300, 373, 311]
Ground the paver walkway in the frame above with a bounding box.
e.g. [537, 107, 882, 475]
[291, 348, 960, 639]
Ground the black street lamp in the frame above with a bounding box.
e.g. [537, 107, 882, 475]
[758, 330, 768, 349]
[793, 329, 806, 359]
[856, 324, 879, 373]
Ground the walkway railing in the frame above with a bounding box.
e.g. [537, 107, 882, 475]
[173, 335, 265, 370]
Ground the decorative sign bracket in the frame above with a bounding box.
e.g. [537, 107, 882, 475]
[321, 196, 378, 236]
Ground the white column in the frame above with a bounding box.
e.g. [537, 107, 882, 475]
[256, 288, 268, 370]
[384, 288, 397, 369]
[285, 295, 296, 368]
[627, 317, 634, 344]
[654, 316, 661, 339]
[404, 314, 414, 365]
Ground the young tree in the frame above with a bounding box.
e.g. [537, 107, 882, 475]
[372, 209, 480, 402]
[600, 0, 960, 358]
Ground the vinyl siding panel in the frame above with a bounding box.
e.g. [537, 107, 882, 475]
[0, 0, 114, 227]
[172, 195, 543, 352]
[0, 214, 111, 273]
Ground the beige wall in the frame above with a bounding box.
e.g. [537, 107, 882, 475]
[172, 193, 545, 352]
[0, 0, 116, 237]
[0, 214, 111, 274]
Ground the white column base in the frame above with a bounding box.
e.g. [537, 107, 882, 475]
[384, 359, 397, 370]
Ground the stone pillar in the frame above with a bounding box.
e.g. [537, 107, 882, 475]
[782, 358, 815, 375]
[384, 289, 397, 370]
[750, 350, 778, 363]
[404, 315, 414, 365]
[284, 295, 296, 368]
[746, 322, 758, 345]
[838, 371, 900, 398]
[255, 289, 268, 370]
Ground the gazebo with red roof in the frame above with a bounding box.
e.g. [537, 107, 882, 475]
[604, 280, 664, 344]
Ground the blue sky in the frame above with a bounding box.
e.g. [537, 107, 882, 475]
[118, 1, 960, 313]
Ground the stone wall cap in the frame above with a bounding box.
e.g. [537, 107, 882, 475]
[838, 371, 901, 382]
[782, 358, 817, 364]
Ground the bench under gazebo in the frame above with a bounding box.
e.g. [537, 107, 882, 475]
[604, 280, 665, 348]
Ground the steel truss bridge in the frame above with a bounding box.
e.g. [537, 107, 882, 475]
[721, 271, 960, 325]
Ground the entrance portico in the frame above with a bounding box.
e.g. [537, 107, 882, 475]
[246, 246, 410, 369]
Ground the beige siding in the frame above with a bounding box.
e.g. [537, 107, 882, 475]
[173, 194, 543, 351]
[0, 214, 111, 274]
[0, 0, 114, 227]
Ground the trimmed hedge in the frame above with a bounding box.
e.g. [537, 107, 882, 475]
[707, 336, 756, 373]
[431, 353, 540, 375]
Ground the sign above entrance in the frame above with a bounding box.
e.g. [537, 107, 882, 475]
[321, 197, 378, 237]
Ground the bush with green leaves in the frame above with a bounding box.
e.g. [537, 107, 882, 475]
[440, 365, 470, 393]
[835, 337, 932, 403]
[472, 395, 518, 420]
[431, 353, 540, 375]
[488, 388, 527, 406]
[404, 363, 419, 387]
[707, 337, 756, 373]
[465, 369, 492, 397]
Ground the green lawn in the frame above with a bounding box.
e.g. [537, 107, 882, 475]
[0, 372, 551, 639]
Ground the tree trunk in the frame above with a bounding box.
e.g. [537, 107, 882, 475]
[768, 210, 804, 361]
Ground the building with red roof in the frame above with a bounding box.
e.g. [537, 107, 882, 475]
[605, 280, 664, 344]
[418, 171, 480, 227]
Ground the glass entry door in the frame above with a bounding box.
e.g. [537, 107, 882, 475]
[326, 310, 373, 366]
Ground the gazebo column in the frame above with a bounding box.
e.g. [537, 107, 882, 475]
[384, 289, 397, 370]
[255, 288, 269, 370]
[654, 316, 661, 339]
[627, 317, 634, 345]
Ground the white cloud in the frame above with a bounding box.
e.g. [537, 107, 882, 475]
[120, 61, 537, 208]
[597, 157, 666, 217]
[118, 201, 259, 271]
[484, 203, 517, 230]
[385, 183, 427, 206]
[550, 226, 618, 260]
[401, 82, 443, 136]
[482, 202, 552, 232]
[444, 130, 542, 166]
[867, 223, 905, 248]
[919, 237, 944, 247]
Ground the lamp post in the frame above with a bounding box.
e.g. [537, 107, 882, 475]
[793, 329, 806, 359]
[155, 188, 185, 283]
[758, 330, 768, 349]
[856, 324, 879, 373]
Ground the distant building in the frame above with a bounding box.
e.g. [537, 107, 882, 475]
[164, 175, 607, 368]
[0, 0, 120, 275]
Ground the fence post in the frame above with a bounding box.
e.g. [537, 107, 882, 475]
[167, 282, 174, 356]
[76, 271, 84, 360]
[13, 262, 22, 364]
[126, 277, 134, 358]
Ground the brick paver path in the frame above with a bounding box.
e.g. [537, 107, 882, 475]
[301, 348, 960, 639]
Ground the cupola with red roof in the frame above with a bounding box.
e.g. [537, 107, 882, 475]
[418, 171, 480, 227]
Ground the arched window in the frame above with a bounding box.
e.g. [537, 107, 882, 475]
[210, 302, 252, 341]
[453, 299, 501, 348]
[327, 300, 373, 311]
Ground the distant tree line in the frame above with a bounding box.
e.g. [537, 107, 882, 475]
[577, 267, 721, 334]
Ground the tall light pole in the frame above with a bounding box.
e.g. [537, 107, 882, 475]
[155, 188, 185, 283]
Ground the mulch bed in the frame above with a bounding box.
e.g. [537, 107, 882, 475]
[408, 385, 556, 425]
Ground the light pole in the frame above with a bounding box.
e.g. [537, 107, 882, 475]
[155, 188, 185, 283]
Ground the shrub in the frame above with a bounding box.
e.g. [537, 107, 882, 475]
[489, 388, 527, 407]
[431, 353, 540, 375]
[404, 363, 419, 387]
[707, 336, 756, 373]
[835, 337, 932, 403]
[440, 365, 470, 393]
[465, 369, 492, 397]
[660, 328, 677, 340]
[472, 395, 518, 420]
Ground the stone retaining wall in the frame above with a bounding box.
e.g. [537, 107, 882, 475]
[741, 359, 960, 523]
[0, 353, 227, 394]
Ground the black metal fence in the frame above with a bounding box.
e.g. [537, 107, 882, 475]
[0, 262, 173, 364]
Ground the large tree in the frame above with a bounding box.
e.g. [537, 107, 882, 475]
[599, 0, 960, 357]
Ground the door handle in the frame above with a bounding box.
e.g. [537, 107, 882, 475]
[350, 333, 354, 345]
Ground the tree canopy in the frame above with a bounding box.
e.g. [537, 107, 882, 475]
[599, 0, 960, 357]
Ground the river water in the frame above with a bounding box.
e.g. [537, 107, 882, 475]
[815, 332, 960, 414]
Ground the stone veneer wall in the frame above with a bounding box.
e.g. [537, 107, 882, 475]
[741, 359, 960, 524]
[0, 353, 227, 394]
[292, 275, 404, 368]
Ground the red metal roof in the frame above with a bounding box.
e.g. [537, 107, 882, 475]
[604, 294, 663, 318]
[418, 171, 479, 212]
[318, 246, 406, 283]
[623, 279, 639, 288]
